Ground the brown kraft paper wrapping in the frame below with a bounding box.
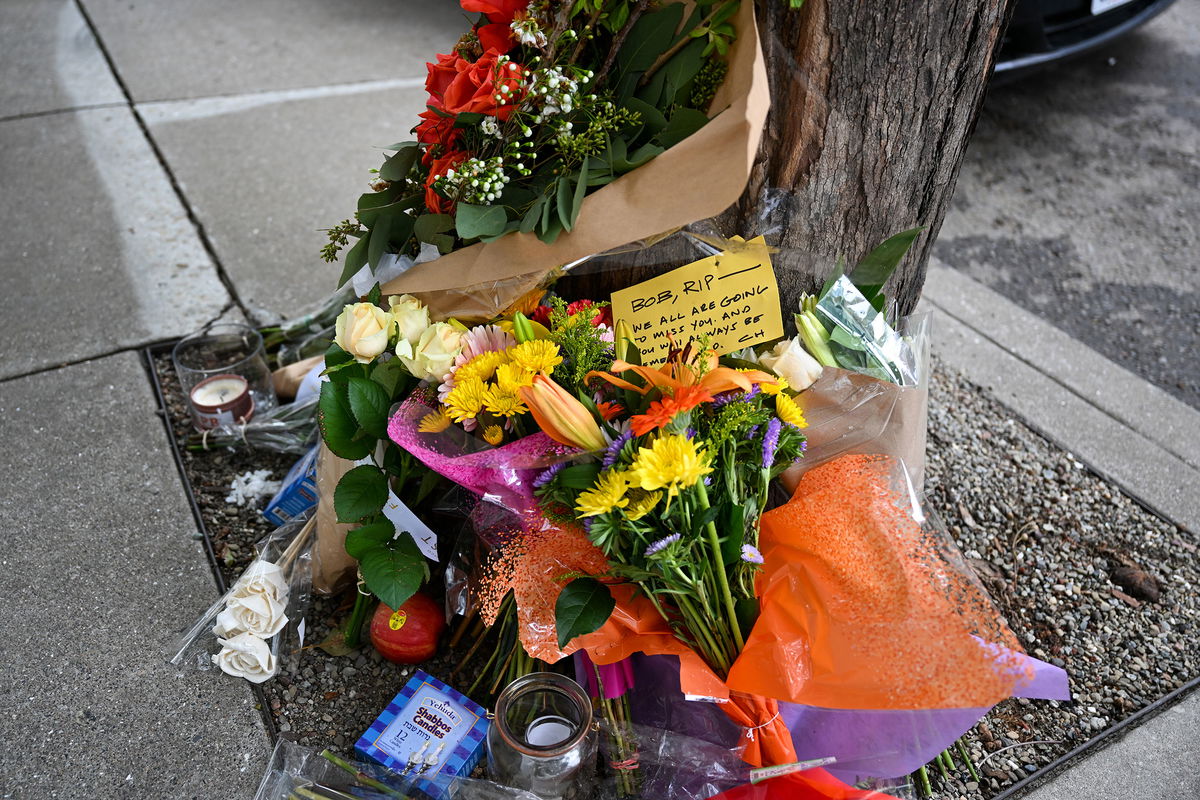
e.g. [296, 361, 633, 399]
[271, 354, 324, 401]
[312, 443, 358, 594]
[781, 368, 930, 497]
[378, 1, 769, 319]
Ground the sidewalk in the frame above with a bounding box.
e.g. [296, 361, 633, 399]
[0, 1, 1195, 797]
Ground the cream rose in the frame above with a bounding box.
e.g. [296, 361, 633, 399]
[397, 322, 465, 383]
[388, 294, 431, 347]
[230, 560, 288, 603]
[213, 592, 288, 638]
[760, 337, 824, 391]
[212, 633, 277, 683]
[334, 302, 395, 363]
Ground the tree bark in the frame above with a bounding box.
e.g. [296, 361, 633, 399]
[717, 0, 1016, 316]
[562, 0, 1014, 318]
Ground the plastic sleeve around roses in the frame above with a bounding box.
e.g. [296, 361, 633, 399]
[252, 737, 542, 800]
[167, 511, 315, 677]
[185, 395, 319, 456]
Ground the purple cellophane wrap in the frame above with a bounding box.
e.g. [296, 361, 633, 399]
[631, 650, 1068, 782]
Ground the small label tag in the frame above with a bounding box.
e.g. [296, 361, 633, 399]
[389, 609, 408, 630]
[296, 618, 306, 650]
[383, 490, 439, 561]
[610, 236, 782, 366]
[750, 758, 838, 784]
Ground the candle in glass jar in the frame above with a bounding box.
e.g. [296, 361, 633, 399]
[189, 374, 253, 430]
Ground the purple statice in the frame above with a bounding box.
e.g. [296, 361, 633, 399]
[761, 417, 782, 468]
[644, 533, 681, 557]
[713, 385, 761, 408]
[741, 544, 764, 565]
[533, 462, 566, 488]
[602, 430, 634, 470]
[685, 427, 697, 439]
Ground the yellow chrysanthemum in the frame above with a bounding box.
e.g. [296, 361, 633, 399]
[445, 377, 488, 422]
[483, 386, 528, 418]
[495, 362, 536, 394]
[623, 489, 662, 521]
[482, 425, 505, 446]
[454, 351, 509, 384]
[507, 340, 563, 374]
[418, 407, 453, 433]
[628, 435, 712, 498]
[575, 471, 632, 518]
[775, 392, 808, 429]
[760, 376, 790, 396]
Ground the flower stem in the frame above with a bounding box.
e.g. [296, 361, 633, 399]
[695, 480, 745, 654]
[343, 578, 374, 650]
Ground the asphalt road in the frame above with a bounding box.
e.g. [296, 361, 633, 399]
[936, 1, 1199, 410]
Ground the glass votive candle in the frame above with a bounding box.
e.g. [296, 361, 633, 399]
[487, 673, 597, 800]
[172, 323, 277, 431]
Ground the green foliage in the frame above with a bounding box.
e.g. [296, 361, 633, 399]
[334, 465, 389, 523]
[555, 577, 616, 648]
[359, 533, 429, 611]
[546, 296, 615, 393]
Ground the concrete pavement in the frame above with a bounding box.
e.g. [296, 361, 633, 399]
[0, 0, 1195, 797]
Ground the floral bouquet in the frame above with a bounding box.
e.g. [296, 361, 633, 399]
[321, 0, 770, 319]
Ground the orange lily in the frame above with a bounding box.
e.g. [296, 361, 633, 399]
[587, 349, 777, 397]
[517, 374, 608, 452]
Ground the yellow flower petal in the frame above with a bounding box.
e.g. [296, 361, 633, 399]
[575, 470, 632, 518]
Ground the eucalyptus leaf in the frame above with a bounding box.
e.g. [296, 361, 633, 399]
[338, 234, 370, 287]
[655, 108, 709, 149]
[413, 213, 455, 243]
[334, 465, 389, 524]
[378, 144, 419, 182]
[318, 381, 372, 460]
[555, 578, 615, 648]
[456, 203, 509, 240]
[624, 98, 668, 137]
[556, 175, 574, 233]
[569, 155, 589, 227]
[347, 377, 391, 439]
[616, 4, 685, 77]
[367, 211, 392, 270]
[359, 533, 428, 611]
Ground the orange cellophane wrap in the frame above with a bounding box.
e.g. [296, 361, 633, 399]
[492, 522, 796, 767]
[727, 453, 1032, 710]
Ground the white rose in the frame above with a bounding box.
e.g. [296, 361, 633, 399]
[397, 322, 465, 383]
[230, 560, 288, 603]
[388, 294, 431, 347]
[212, 633, 277, 683]
[760, 337, 824, 391]
[335, 302, 395, 363]
[213, 592, 288, 638]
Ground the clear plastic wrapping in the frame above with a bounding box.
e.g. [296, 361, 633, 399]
[168, 513, 315, 683]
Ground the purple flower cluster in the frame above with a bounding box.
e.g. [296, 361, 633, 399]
[712, 384, 759, 408]
[644, 533, 681, 557]
[602, 430, 634, 470]
[762, 417, 782, 468]
[533, 462, 565, 488]
[741, 544, 764, 565]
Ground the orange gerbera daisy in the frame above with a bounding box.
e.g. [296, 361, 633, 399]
[595, 401, 625, 421]
[587, 348, 774, 398]
[630, 385, 714, 436]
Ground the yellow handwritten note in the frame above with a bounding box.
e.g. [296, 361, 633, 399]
[610, 236, 782, 365]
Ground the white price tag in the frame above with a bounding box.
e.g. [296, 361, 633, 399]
[383, 490, 439, 561]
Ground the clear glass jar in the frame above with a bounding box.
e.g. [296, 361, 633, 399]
[487, 673, 597, 799]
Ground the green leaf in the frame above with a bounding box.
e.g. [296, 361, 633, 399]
[555, 577, 615, 648]
[721, 504, 746, 565]
[370, 356, 409, 399]
[338, 233, 370, 287]
[850, 227, 923, 298]
[359, 534, 428, 611]
[655, 108, 709, 149]
[334, 465, 389, 524]
[366, 283, 382, 306]
[616, 4, 685, 77]
[556, 175, 574, 234]
[381, 141, 418, 151]
[520, 197, 545, 235]
[318, 382, 373, 460]
[378, 144, 419, 182]
[345, 519, 396, 559]
[612, 142, 665, 172]
[625, 98, 668, 137]
[569, 155, 589, 228]
[454, 111, 485, 128]
[348, 376, 391, 439]
[367, 210, 392, 270]
[456, 203, 509, 240]
[325, 343, 354, 371]
[556, 464, 602, 490]
[414, 213, 455, 243]
[819, 256, 846, 299]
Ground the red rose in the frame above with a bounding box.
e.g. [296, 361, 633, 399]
[441, 49, 525, 121]
[530, 305, 552, 327]
[461, 0, 528, 24]
[477, 22, 514, 54]
[414, 108, 461, 164]
[425, 51, 460, 100]
[565, 299, 612, 327]
[425, 150, 468, 215]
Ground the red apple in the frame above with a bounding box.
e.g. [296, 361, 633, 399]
[369, 591, 446, 664]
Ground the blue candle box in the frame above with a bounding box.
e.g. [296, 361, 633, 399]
[355, 670, 490, 798]
[261, 444, 318, 526]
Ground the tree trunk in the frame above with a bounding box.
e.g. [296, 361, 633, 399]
[562, 0, 1014, 318]
[717, 0, 1016, 316]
